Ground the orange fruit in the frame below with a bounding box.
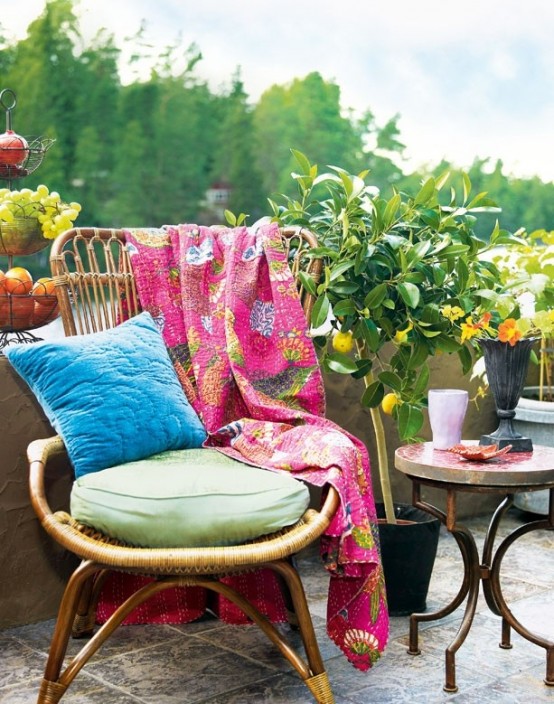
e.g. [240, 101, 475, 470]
[32, 277, 57, 304]
[4, 267, 33, 295]
[0, 294, 9, 327]
[0, 270, 6, 294]
[32, 298, 58, 327]
[7, 294, 35, 330]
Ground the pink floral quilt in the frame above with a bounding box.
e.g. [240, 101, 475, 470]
[122, 222, 389, 670]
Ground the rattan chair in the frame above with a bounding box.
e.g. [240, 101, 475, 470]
[28, 226, 339, 704]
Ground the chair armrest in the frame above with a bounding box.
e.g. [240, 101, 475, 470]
[27, 436, 68, 524]
[319, 486, 340, 522]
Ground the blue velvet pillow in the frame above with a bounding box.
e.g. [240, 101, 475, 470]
[5, 312, 207, 478]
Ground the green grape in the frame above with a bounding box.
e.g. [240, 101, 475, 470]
[0, 185, 81, 237]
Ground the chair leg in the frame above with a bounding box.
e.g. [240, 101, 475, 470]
[198, 571, 334, 704]
[274, 556, 300, 629]
[71, 568, 111, 638]
[38, 560, 100, 704]
[269, 560, 334, 704]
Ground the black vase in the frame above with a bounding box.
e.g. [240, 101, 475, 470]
[478, 337, 536, 451]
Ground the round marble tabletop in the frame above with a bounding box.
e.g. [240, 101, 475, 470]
[395, 442, 554, 488]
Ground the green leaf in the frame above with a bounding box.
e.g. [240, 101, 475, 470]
[456, 258, 469, 291]
[413, 364, 430, 396]
[438, 244, 470, 257]
[378, 371, 402, 392]
[325, 353, 359, 374]
[414, 177, 436, 206]
[404, 272, 426, 284]
[419, 208, 441, 229]
[397, 282, 420, 308]
[457, 345, 473, 375]
[290, 149, 312, 175]
[337, 170, 353, 198]
[224, 209, 237, 226]
[383, 234, 406, 250]
[383, 193, 401, 229]
[462, 172, 472, 203]
[397, 403, 424, 440]
[475, 288, 499, 302]
[330, 281, 360, 295]
[361, 381, 385, 408]
[407, 343, 429, 370]
[364, 282, 388, 309]
[435, 170, 450, 190]
[350, 357, 373, 379]
[432, 264, 447, 286]
[435, 335, 462, 353]
[333, 299, 357, 316]
[329, 260, 356, 280]
[406, 240, 431, 267]
[358, 318, 381, 353]
[311, 294, 330, 329]
[298, 271, 317, 296]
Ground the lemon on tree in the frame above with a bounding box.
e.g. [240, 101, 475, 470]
[332, 330, 354, 354]
[381, 393, 399, 416]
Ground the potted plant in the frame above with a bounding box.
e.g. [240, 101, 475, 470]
[490, 229, 554, 513]
[264, 151, 518, 514]
[241, 150, 523, 613]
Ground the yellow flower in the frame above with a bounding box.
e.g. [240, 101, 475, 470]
[394, 322, 413, 345]
[440, 305, 465, 323]
[460, 317, 481, 343]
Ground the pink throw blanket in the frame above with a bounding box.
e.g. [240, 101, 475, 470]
[122, 222, 389, 669]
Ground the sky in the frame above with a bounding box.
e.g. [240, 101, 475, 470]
[2, 0, 554, 182]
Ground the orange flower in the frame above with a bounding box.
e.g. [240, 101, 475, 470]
[497, 318, 522, 346]
[479, 312, 492, 331]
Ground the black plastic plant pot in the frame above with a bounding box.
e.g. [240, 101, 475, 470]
[377, 503, 440, 616]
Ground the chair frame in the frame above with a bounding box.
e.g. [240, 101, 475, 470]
[29, 226, 339, 703]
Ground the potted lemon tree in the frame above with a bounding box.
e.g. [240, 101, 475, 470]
[266, 151, 520, 519]
[255, 151, 522, 613]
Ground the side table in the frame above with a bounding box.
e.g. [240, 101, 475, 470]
[395, 442, 554, 693]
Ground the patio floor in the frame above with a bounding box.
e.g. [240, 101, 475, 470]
[1, 507, 552, 704]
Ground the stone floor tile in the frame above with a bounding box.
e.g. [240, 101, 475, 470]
[83, 636, 275, 703]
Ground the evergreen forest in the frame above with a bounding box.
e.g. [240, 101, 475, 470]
[1, 0, 553, 245]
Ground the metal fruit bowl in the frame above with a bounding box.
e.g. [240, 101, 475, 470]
[0, 292, 59, 332]
[0, 217, 49, 256]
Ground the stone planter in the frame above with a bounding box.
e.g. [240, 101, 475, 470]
[513, 386, 554, 515]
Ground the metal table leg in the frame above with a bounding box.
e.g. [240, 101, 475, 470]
[409, 483, 482, 692]
[486, 487, 554, 686]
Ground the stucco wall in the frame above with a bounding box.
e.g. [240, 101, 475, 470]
[0, 356, 77, 629]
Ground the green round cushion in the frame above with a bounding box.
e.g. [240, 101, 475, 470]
[70, 448, 310, 548]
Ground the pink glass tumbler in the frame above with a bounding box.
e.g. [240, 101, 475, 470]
[428, 389, 469, 450]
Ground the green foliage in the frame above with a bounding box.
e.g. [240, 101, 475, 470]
[269, 151, 508, 442]
[1, 0, 553, 276]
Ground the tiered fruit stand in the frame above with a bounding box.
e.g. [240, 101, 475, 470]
[0, 88, 58, 349]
